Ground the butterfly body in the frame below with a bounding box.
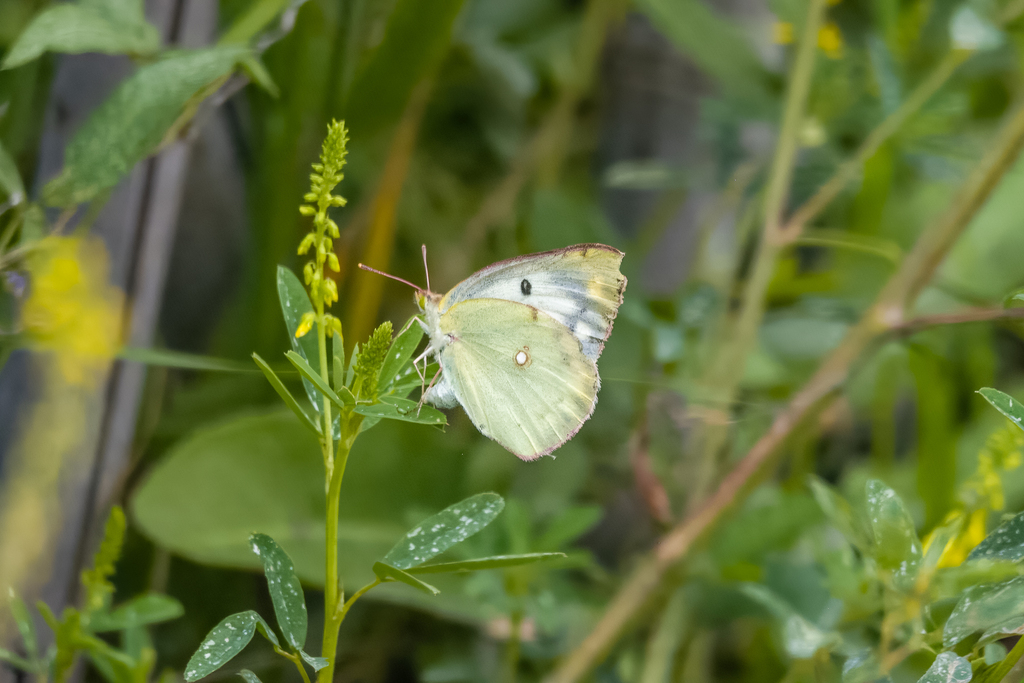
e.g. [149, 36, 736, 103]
[416, 244, 626, 460]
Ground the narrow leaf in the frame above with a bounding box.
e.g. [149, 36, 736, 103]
[237, 671, 263, 683]
[2, 4, 159, 70]
[865, 479, 922, 589]
[383, 493, 504, 569]
[944, 575, 1024, 647]
[0, 140, 25, 202]
[378, 318, 424, 393]
[119, 346, 253, 373]
[406, 553, 566, 574]
[332, 331, 345, 392]
[299, 650, 328, 672]
[250, 534, 307, 650]
[8, 591, 37, 661]
[978, 388, 1024, 432]
[252, 353, 320, 435]
[969, 510, 1024, 563]
[917, 652, 972, 683]
[91, 594, 184, 632]
[43, 46, 248, 206]
[276, 266, 322, 413]
[372, 562, 440, 596]
[184, 611, 278, 682]
[354, 396, 446, 426]
[285, 351, 354, 408]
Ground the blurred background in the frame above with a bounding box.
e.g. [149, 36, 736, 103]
[4, 0, 1024, 681]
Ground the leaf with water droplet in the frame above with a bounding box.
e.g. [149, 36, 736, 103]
[372, 562, 440, 595]
[184, 611, 277, 681]
[944, 575, 1024, 647]
[809, 476, 871, 551]
[237, 671, 263, 683]
[865, 479, 921, 590]
[250, 534, 307, 651]
[383, 493, 504, 569]
[978, 388, 1024, 433]
[917, 652, 972, 683]
[378, 318, 424, 394]
[969, 510, 1024, 563]
[354, 396, 446, 426]
[299, 650, 328, 671]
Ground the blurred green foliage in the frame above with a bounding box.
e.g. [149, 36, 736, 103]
[7, 0, 1024, 681]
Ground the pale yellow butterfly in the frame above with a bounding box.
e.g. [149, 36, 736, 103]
[361, 244, 626, 460]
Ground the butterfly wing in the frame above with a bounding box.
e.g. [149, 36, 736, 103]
[434, 297, 600, 460]
[438, 243, 626, 361]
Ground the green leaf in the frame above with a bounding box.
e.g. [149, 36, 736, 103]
[252, 353, 320, 435]
[372, 562, 440, 596]
[277, 266, 323, 414]
[220, 0, 295, 44]
[354, 396, 446, 426]
[2, 2, 160, 70]
[285, 351, 354, 408]
[249, 533, 307, 651]
[383, 493, 505, 569]
[299, 650, 328, 671]
[808, 477, 870, 551]
[378, 318, 424, 393]
[184, 611, 278, 682]
[635, 0, 772, 107]
[343, 0, 466, 138]
[119, 346, 254, 373]
[237, 671, 263, 683]
[969, 510, 1024, 563]
[43, 46, 247, 206]
[90, 594, 184, 632]
[738, 584, 840, 659]
[843, 650, 882, 683]
[865, 479, 922, 589]
[0, 139, 25, 202]
[238, 53, 279, 97]
[978, 388, 1024, 432]
[8, 590, 37, 662]
[974, 637, 1024, 683]
[917, 652, 973, 683]
[406, 553, 566, 574]
[944, 575, 1024, 647]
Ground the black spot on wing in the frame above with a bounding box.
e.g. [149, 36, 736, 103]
[521, 278, 532, 295]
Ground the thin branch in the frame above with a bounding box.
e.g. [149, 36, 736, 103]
[779, 50, 969, 241]
[544, 101, 1024, 683]
[890, 307, 1024, 334]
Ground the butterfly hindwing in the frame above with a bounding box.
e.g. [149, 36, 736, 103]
[438, 244, 626, 361]
[434, 298, 600, 460]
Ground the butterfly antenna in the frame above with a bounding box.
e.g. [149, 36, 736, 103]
[358, 263, 422, 291]
[421, 244, 431, 293]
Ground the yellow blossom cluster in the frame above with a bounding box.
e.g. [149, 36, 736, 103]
[20, 236, 122, 386]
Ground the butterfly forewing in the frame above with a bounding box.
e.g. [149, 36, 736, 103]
[438, 244, 626, 361]
[437, 298, 600, 460]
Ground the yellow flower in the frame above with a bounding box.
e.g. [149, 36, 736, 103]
[20, 236, 122, 386]
[774, 21, 795, 45]
[818, 22, 843, 59]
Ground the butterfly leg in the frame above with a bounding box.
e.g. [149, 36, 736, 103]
[416, 366, 444, 414]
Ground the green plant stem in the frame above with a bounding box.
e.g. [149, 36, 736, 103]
[339, 578, 380, 622]
[505, 610, 523, 683]
[689, 0, 827, 506]
[544, 100, 1024, 683]
[276, 647, 313, 683]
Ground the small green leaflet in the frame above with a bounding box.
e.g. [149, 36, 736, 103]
[90, 594, 184, 632]
[285, 351, 355, 407]
[252, 353, 320, 435]
[383, 493, 504, 569]
[917, 652, 972, 683]
[184, 611, 279, 681]
[372, 562, 440, 596]
[250, 534, 307, 650]
[354, 396, 446, 426]
[969, 510, 1024, 563]
[865, 479, 921, 590]
[944, 576, 1024, 647]
[378, 318, 424, 392]
[236, 671, 263, 683]
[978, 388, 1024, 432]
[405, 553, 566, 574]
[277, 266, 323, 412]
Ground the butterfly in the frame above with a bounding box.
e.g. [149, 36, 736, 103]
[361, 244, 626, 460]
